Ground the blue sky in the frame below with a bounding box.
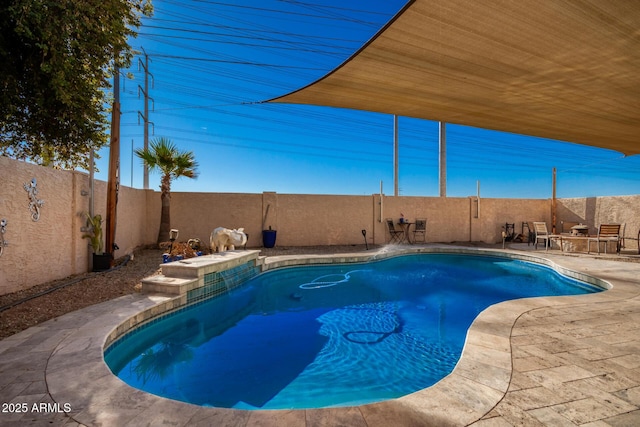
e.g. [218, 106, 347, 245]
[95, 0, 640, 199]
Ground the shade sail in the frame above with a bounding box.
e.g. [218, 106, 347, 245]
[269, 0, 640, 156]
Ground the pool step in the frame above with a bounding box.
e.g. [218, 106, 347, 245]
[141, 275, 199, 295]
[141, 250, 263, 295]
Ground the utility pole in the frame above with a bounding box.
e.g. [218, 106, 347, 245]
[106, 65, 121, 262]
[138, 48, 154, 189]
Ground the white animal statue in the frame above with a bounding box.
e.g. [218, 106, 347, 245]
[210, 227, 247, 252]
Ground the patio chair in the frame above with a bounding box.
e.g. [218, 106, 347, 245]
[386, 218, 403, 244]
[533, 222, 552, 251]
[587, 224, 621, 255]
[522, 222, 534, 246]
[413, 218, 427, 243]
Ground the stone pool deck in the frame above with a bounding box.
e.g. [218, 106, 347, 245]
[1, 244, 640, 426]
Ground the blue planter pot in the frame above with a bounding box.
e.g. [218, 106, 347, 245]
[262, 230, 277, 248]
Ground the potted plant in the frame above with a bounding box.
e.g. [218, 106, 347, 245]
[82, 213, 111, 271]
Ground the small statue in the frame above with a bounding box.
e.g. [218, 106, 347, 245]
[210, 227, 247, 253]
[187, 238, 202, 250]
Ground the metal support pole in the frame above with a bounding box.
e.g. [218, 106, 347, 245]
[138, 49, 154, 189]
[439, 122, 447, 197]
[552, 167, 557, 233]
[142, 53, 149, 190]
[393, 115, 399, 196]
[143, 52, 149, 189]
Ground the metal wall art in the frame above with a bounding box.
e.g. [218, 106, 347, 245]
[0, 219, 7, 257]
[23, 178, 44, 221]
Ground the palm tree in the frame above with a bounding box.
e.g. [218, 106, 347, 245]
[135, 137, 198, 244]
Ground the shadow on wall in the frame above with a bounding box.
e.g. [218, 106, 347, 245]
[556, 197, 596, 234]
[585, 197, 597, 235]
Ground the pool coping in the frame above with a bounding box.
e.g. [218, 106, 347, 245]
[4, 245, 640, 426]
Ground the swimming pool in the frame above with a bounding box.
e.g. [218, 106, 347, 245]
[105, 253, 603, 410]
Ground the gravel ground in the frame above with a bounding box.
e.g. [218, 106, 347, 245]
[0, 248, 164, 340]
[0, 245, 373, 340]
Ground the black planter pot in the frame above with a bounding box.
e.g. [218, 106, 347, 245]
[262, 230, 277, 248]
[92, 253, 112, 272]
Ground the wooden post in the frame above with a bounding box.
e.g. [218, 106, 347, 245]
[105, 68, 120, 263]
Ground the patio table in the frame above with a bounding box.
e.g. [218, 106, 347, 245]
[397, 222, 414, 244]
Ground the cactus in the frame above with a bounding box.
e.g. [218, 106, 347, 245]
[82, 213, 104, 255]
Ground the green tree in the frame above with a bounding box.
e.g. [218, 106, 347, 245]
[0, 0, 153, 170]
[135, 137, 199, 244]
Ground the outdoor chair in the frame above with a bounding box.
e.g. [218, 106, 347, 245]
[413, 218, 427, 243]
[386, 218, 403, 244]
[533, 222, 554, 251]
[503, 223, 515, 241]
[587, 223, 621, 255]
[522, 222, 535, 246]
[387, 218, 404, 243]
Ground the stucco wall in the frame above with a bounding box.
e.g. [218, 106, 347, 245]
[557, 195, 640, 241]
[1, 157, 86, 294]
[374, 195, 550, 244]
[164, 193, 547, 248]
[0, 157, 153, 295]
[273, 194, 373, 246]
[475, 198, 552, 243]
[380, 195, 472, 243]
[165, 192, 374, 248]
[168, 192, 264, 248]
[114, 184, 155, 256]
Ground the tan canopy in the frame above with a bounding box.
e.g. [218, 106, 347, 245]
[269, 0, 640, 156]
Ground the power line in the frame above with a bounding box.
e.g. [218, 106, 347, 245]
[160, 0, 386, 26]
[146, 53, 327, 69]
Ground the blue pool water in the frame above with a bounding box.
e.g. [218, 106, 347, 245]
[105, 253, 602, 409]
